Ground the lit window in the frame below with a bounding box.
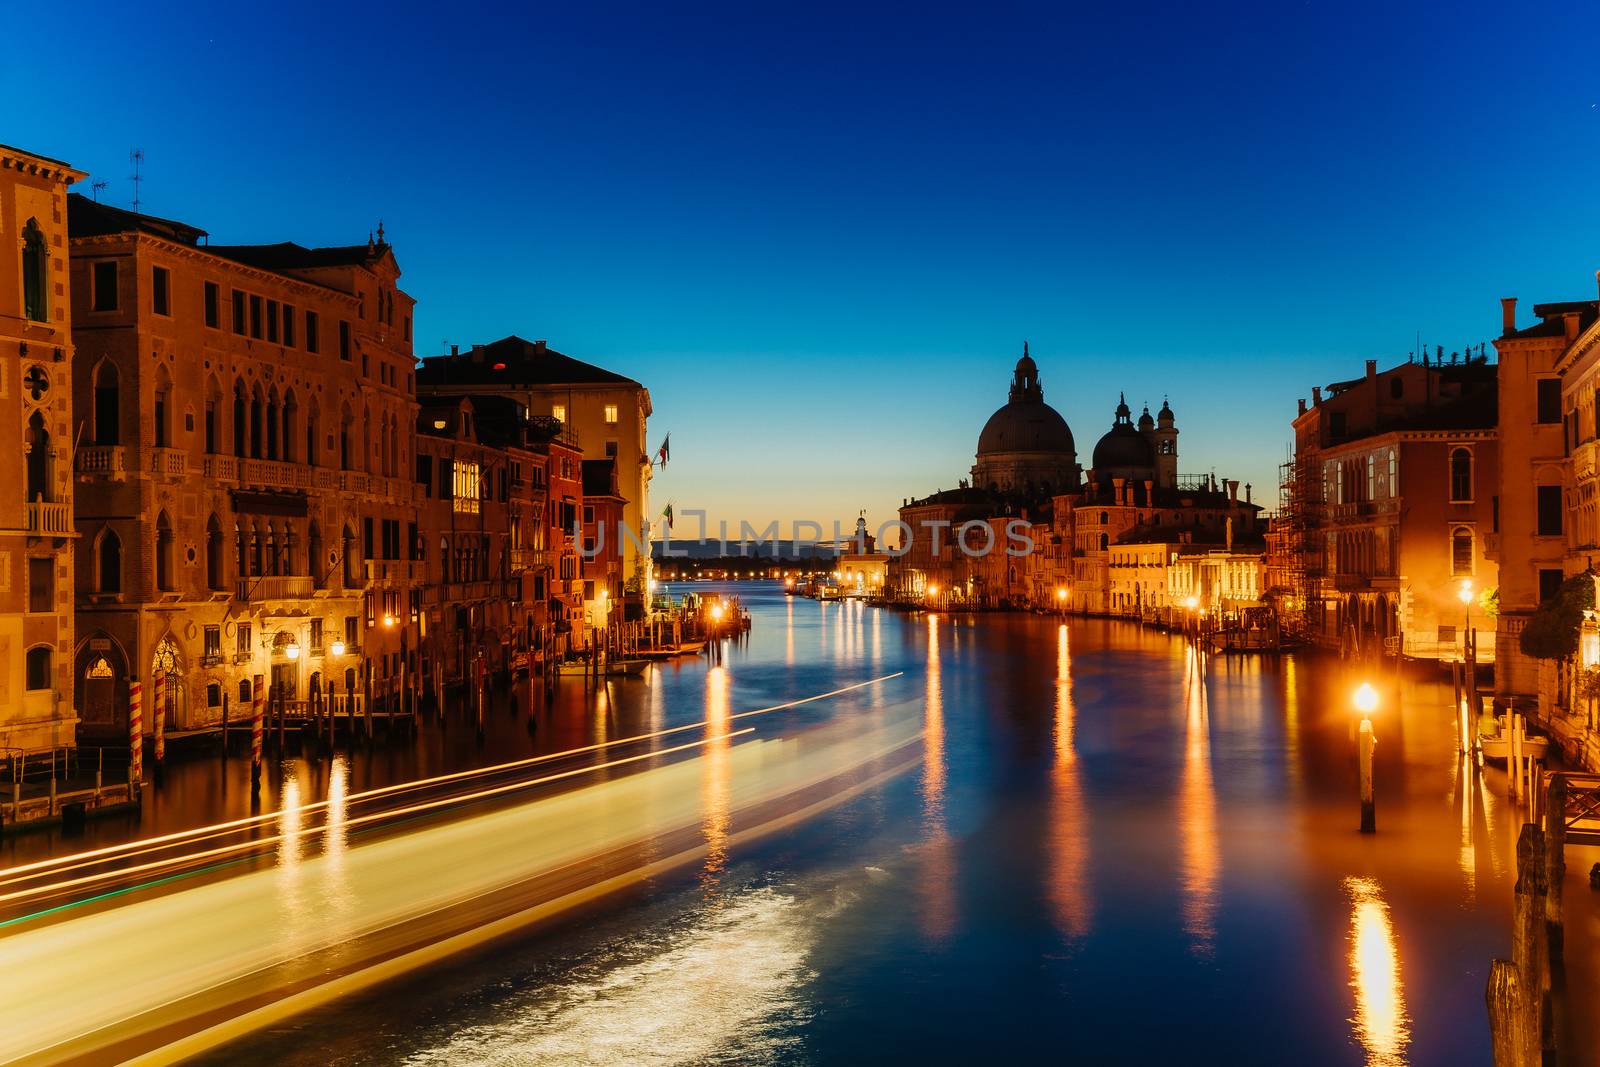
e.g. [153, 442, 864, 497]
[453, 461, 481, 514]
[552, 404, 567, 424]
[604, 404, 618, 424]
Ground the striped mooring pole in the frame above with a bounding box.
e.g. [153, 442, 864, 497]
[250, 673, 265, 793]
[153, 670, 167, 767]
[128, 680, 144, 786]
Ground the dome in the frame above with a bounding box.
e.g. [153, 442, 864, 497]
[1091, 393, 1155, 474]
[1157, 398, 1175, 426]
[1092, 423, 1155, 470]
[977, 400, 1076, 456]
[1137, 404, 1154, 431]
[975, 343, 1076, 457]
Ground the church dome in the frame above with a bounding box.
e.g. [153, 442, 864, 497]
[975, 343, 1076, 457]
[977, 400, 1076, 456]
[1092, 393, 1155, 473]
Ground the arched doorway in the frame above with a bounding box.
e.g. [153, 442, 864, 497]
[151, 634, 188, 729]
[75, 635, 129, 739]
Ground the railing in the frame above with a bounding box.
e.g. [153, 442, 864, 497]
[76, 445, 128, 478]
[236, 575, 315, 602]
[239, 458, 315, 492]
[203, 454, 237, 481]
[340, 470, 369, 494]
[509, 548, 548, 571]
[26, 501, 71, 535]
[148, 447, 188, 477]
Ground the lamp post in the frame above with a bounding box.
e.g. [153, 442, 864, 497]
[927, 583, 940, 611]
[1184, 594, 1199, 643]
[1458, 579, 1476, 717]
[1055, 586, 1068, 616]
[1355, 681, 1378, 833]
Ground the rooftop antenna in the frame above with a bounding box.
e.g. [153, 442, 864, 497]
[128, 149, 144, 213]
[90, 180, 108, 202]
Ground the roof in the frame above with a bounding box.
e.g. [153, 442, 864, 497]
[207, 241, 391, 272]
[1507, 300, 1600, 341]
[418, 336, 641, 389]
[69, 193, 207, 245]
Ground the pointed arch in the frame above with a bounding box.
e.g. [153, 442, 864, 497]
[22, 218, 48, 322]
[95, 525, 122, 593]
[25, 410, 50, 503]
[206, 513, 224, 590]
[152, 365, 173, 449]
[308, 520, 324, 588]
[282, 387, 298, 463]
[92, 358, 121, 445]
[265, 385, 280, 460]
[154, 510, 175, 591]
[233, 380, 248, 456]
[203, 374, 222, 455]
[305, 396, 321, 467]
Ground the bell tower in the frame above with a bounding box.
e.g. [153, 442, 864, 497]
[1154, 398, 1178, 488]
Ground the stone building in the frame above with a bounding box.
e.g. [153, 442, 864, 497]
[0, 145, 85, 753]
[417, 337, 652, 610]
[68, 196, 420, 732]
[580, 457, 627, 633]
[1285, 354, 1499, 660]
[891, 350, 1260, 615]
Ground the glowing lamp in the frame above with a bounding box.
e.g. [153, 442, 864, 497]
[329, 639, 346, 657]
[1458, 580, 1473, 606]
[928, 584, 940, 598]
[285, 641, 301, 661]
[383, 614, 396, 628]
[1185, 595, 1199, 610]
[1055, 588, 1067, 602]
[1354, 682, 1379, 717]
[711, 602, 725, 621]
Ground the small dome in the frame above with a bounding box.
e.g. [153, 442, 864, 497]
[1137, 404, 1154, 431]
[1157, 398, 1175, 426]
[1092, 422, 1155, 471]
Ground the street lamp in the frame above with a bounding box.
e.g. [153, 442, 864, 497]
[1354, 682, 1378, 833]
[1055, 587, 1068, 615]
[285, 641, 301, 661]
[329, 639, 346, 658]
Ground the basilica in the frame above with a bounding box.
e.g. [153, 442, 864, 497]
[892, 346, 1265, 618]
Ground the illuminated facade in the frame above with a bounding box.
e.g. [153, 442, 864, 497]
[0, 145, 86, 753]
[69, 196, 420, 732]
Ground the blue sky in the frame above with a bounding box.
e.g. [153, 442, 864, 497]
[11, 1, 1600, 535]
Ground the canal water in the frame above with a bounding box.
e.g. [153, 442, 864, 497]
[122, 585, 1600, 1063]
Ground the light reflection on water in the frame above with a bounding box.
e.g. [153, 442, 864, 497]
[1179, 647, 1219, 957]
[701, 666, 731, 891]
[209, 586, 1562, 1067]
[1048, 623, 1090, 940]
[1345, 876, 1410, 1066]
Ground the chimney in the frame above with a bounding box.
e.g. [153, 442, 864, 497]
[1227, 479, 1239, 506]
[1112, 476, 1126, 507]
[451, 344, 459, 357]
[534, 339, 547, 353]
[1144, 479, 1154, 505]
[1312, 386, 1323, 405]
[1501, 297, 1517, 336]
[1298, 398, 1306, 416]
[1365, 359, 1377, 381]
[1565, 311, 1581, 345]
[1245, 482, 1252, 505]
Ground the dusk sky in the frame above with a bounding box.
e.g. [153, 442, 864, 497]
[13, 1, 1600, 537]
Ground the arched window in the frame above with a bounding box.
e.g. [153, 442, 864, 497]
[97, 527, 122, 593]
[250, 388, 264, 458]
[152, 369, 171, 448]
[308, 522, 324, 587]
[1099, 533, 1109, 551]
[282, 390, 298, 463]
[306, 405, 320, 467]
[343, 525, 359, 586]
[1387, 449, 1397, 495]
[339, 413, 352, 470]
[1451, 526, 1473, 577]
[1450, 447, 1472, 503]
[155, 511, 175, 591]
[206, 515, 224, 591]
[25, 646, 51, 690]
[25, 411, 50, 503]
[21, 219, 48, 323]
[233, 382, 247, 456]
[265, 388, 280, 460]
[93, 361, 120, 445]
[1099, 511, 1108, 524]
[239, 678, 252, 703]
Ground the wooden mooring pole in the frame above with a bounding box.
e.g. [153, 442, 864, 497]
[1486, 822, 1555, 1066]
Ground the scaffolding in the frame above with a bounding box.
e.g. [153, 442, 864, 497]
[1272, 452, 1319, 641]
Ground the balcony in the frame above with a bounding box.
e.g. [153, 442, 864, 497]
[203, 454, 237, 481]
[76, 445, 128, 481]
[1577, 440, 1598, 482]
[239, 458, 314, 492]
[147, 447, 188, 478]
[26, 500, 71, 536]
[236, 575, 315, 603]
[509, 547, 548, 571]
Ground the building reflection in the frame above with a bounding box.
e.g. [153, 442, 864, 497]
[1048, 623, 1091, 939]
[1344, 876, 1410, 1066]
[1178, 647, 1218, 957]
[921, 613, 955, 940]
[701, 665, 732, 893]
[785, 598, 795, 665]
